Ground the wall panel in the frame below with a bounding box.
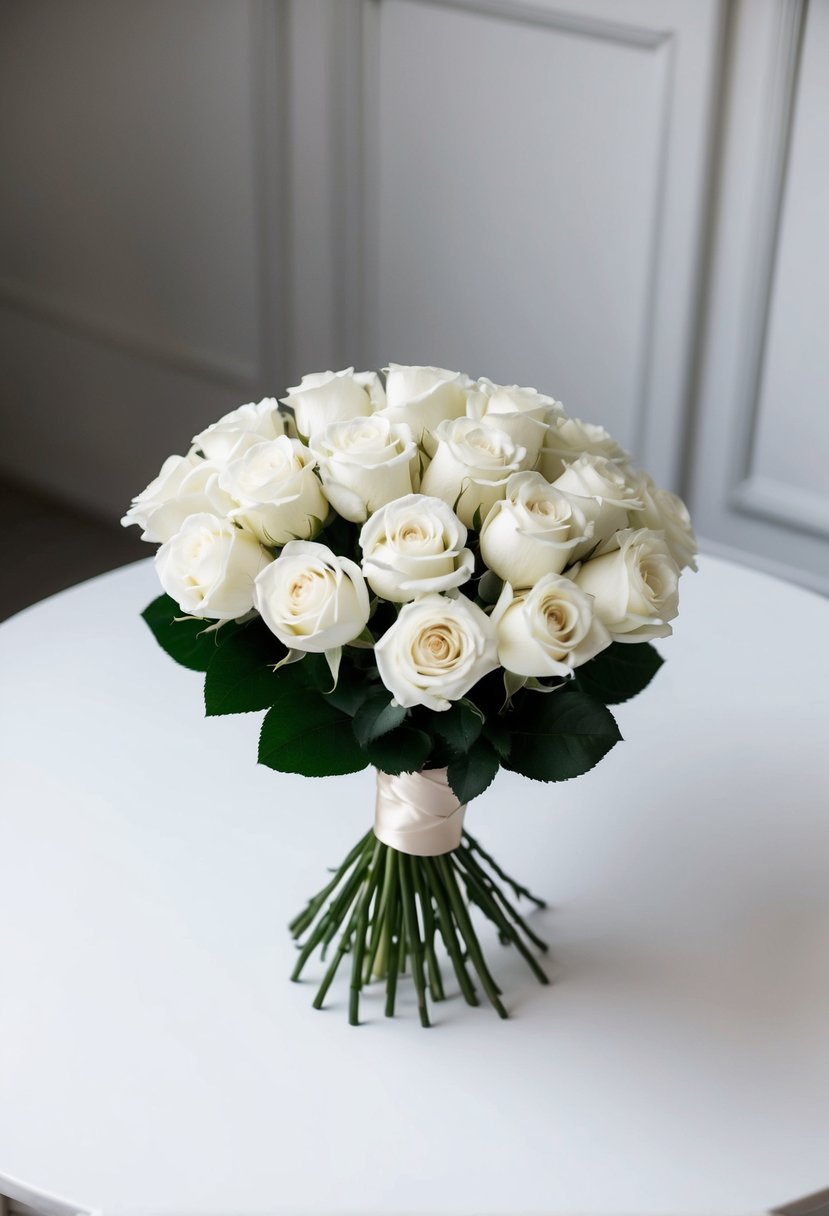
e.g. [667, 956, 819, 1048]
[0, 0, 285, 516]
[689, 0, 829, 593]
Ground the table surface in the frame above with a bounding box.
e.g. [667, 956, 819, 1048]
[1, 555, 828, 1216]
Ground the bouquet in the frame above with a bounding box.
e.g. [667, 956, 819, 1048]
[124, 364, 696, 1027]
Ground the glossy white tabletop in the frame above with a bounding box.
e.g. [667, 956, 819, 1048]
[1, 555, 828, 1216]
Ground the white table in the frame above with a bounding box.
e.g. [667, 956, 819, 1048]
[1, 555, 828, 1216]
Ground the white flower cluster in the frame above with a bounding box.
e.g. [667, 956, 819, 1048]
[124, 365, 697, 712]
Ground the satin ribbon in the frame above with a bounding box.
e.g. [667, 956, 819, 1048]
[374, 768, 466, 856]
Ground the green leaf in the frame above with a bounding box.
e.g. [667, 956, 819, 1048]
[432, 700, 483, 754]
[447, 738, 500, 803]
[483, 716, 511, 761]
[477, 569, 504, 605]
[259, 685, 368, 777]
[505, 690, 622, 782]
[298, 651, 340, 692]
[324, 677, 371, 717]
[575, 641, 664, 705]
[353, 689, 408, 745]
[297, 652, 374, 716]
[203, 621, 287, 716]
[363, 726, 431, 775]
[142, 595, 236, 672]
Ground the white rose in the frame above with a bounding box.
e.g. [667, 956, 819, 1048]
[374, 593, 499, 712]
[628, 471, 698, 572]
[218, 437, 328, 547]
[375, 364, 473, 454]
[281, 368, 384, 440]
[479, 471, 594, 587]
[311, 415, 418, 523]
[539, 414, 629, 482]
[121, 452, 235, 543]
[467, 379, 561, 466]
[155, 513, 271, 620]
[551, 454, 643, 556]
[572, 527, 680, 642]
[192, 398, 286, 462]
[420, 417, 529, 527]
[496, 574, 611, 677]
[253, 540, 370, 652]
[359, 494, 475, 603]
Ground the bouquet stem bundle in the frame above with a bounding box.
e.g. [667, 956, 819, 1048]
[290, 829, 548, 1027]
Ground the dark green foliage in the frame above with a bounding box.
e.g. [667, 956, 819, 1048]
[352, 689, 408, 745]
[203, 620, 287, 716]
[431, 699, 483, 754]
[482, 716, 511, 761]
[142, 595, 235, 672]
[144, 594, 665, 787]
[446, 737, 500, 803]
[505, 689, 622, 782]
[361, 726, 432, 775]
[574, 641, 663, 705]
[259, 684, 368, 777]
[301, 651, 375, 714]
[322, 674, 372, 717]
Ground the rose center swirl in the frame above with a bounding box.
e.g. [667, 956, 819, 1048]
[288, 569, 327, 611]
[412, 623, 462, 671]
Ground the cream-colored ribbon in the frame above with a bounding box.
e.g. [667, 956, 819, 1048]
[374, 768, 466, 856]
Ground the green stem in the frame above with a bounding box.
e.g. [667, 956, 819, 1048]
[400, 854, 430, 1029]
[364, 842, 393, 982]
[312, 899, 361, 1010]
[365, 902, 389, 982]
[454, 855, 549, 986]
[349, 839, 384, 1026]
[384, 853, 401, 1017]
[319, 845, 373, 954]
[437, 854, 508, 1019]
[289, 828, 548, 1025]
[412, 857, 445, 1001]
[291, 844, 369, 981]
[457, 844, 548, 953]
[423, 857, 479, 1008]
[463, 831, 546, 909]
[289, 831, 372, 936]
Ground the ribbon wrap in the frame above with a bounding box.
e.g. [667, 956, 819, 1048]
[374, 768, 466, 856]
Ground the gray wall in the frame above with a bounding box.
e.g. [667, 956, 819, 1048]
[1, 0, 827, 593]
